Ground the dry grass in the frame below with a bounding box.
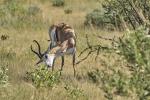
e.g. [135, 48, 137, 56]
[0, 0, 122, 100]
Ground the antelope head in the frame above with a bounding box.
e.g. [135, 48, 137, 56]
[31, 40, 56, 67]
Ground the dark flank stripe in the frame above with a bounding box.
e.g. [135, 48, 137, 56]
[63, 26, 72, 30]
[61, 24, 73, 33]
[57, 23, 72, 30]
[55, 27, 59, 42]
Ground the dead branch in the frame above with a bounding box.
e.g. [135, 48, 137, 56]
[97, 35, 119, 43]
[76, 35, 114, 65]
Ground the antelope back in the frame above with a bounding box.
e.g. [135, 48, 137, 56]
[55, 23, 76, 43]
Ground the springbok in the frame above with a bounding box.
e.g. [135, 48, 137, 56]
[31, 23, 76, 76]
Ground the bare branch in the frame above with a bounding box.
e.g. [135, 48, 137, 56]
[95, 47, 101, 61]
[97, 35, 119, 43]
[78, 48, 89, 57]
[76, 50, 96, 65]
[86, 34, 92, 49]
[77, 35, 114, 64]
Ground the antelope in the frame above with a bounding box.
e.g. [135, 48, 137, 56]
[31, 23, 76, 76]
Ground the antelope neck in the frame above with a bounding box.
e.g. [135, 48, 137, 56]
[55, 27, 59, 42]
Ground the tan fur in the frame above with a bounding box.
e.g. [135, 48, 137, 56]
[48, 23, 76, 76]
[49, 46, 61, 54]
[49, 23, 76, 53]
[50, 23, 76, 54]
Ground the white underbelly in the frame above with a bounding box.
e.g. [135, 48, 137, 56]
[65, 48, 76, 55]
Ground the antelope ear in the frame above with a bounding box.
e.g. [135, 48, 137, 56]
[60, 49, 67, 53]
[50, 49, 57, 54]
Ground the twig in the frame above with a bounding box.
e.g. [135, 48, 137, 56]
[77, 34, 114, 64]
[97, 35, 119, 43]
[76, 50, 96, 65]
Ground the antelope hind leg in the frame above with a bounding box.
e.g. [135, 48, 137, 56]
[73, 53, 76, 77]
[60, 56, 64, 75]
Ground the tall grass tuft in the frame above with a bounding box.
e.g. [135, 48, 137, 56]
[52, 0, 65, 7]
[0, 0, 48, 29]
[0, 65, 8, 87]
[64, 84, 87, 100]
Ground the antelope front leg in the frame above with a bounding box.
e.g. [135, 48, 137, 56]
[52, 59, 56, 71]
[73, 53, 76, 77]
[60, 56, 64, 75]
[52, 65, 54, 71]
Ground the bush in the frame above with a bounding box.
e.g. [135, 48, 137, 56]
[84, 9, 115, 30]
[0, 1, 47, 29]
[1, 35, 9, 41]
[88, 69, 129, 99]
[64, 7, 72, 14]
[0, 65, 8, 87]
[64, 84, 87, 100]
[52, 0, 65, 7]
[86, 27, 150, 99]
[116, 27, 150, 69]
[115, 27, 150, 99]
[87, 68, 101, 83]
[84, 0, 150, 30]
[25, 66, 61, 88]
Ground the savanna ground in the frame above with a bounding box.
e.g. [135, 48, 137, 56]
[0, 0, 147, 100]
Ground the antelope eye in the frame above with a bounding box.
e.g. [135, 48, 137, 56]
[45, 55, 48, 59]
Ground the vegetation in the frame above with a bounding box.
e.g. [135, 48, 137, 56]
[1, 0, 150, 100]
[0, 65, 8, 87]
[85, 0, 150, 30]
[86, 27, 150, 99]
[25, 66, 61, 88]
[52, 0, 65, 7]
[0, 0, 48, 29]
[64, 84, 87, 100]
[64, 7, 72, 14]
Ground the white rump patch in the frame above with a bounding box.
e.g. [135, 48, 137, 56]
[66, 48, 76, 55]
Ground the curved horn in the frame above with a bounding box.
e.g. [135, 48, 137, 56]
[33, 40, 42, 56]
[31, 40, 46, 65]
[30, 45, 42, 58]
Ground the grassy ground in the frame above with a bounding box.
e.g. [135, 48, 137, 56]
[0, 0, 126, 100]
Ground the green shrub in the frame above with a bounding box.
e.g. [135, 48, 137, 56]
[88, 69, 129, 99]
[64, 7, 72, 14]
[1, 35, 9, 41]
[86, 27, 150, 99]
[115, 27, 150, 99]
[84, 0, 150, 30]
[116, 27, 150, 69]
[64, 84, 87, 100]
[52, 0, 65, 7]
[87, 68, 101, 83]
[84, 9, 116, 30]
[0, 65, 8, 87]
[25, 66, 61, 88]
